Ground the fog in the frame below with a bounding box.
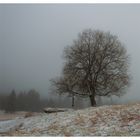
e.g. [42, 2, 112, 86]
[1, 4, 140, 104]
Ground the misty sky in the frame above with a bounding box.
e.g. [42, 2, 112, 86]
[1, 4, 140, 101]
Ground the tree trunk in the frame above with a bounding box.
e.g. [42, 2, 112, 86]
[72, 94, 75, 107]
[89, 94, 96, 107]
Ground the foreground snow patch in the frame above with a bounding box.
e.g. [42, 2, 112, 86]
[1, 103, 140, 136]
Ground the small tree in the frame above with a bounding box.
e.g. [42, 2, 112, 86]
[51, 29, 130, 107]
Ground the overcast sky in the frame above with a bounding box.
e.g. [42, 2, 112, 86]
[0, 4, 140, 101]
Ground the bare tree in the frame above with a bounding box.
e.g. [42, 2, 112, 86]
[51, 29, 130, 107]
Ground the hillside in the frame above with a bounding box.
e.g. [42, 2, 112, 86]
[1, 102, 140, 136]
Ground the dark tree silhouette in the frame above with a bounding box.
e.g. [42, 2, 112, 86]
[0, 94, 7, 110]
[26, 89, 41, 111]
[51, 29, 130, 107]
[6, 89, 17, 112]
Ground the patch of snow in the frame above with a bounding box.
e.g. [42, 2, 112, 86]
[1, 102, 140, 136]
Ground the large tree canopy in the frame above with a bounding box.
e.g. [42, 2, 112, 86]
[51, 29, 130, 106]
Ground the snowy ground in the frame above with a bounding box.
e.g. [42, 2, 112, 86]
[1, 102, 140, 136]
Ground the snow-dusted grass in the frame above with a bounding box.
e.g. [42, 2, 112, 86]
[1, 103, 140, 136]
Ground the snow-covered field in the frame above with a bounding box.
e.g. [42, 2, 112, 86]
[1, 103, 140, 136]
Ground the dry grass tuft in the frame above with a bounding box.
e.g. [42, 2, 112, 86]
[88, 127, 97, 133]
[24, 112, 34, 118]
[47, 122, 59, 131]
[63, 130, 72, 136]
[74, 113, 85, 125]
[111, 130, 130, 136]
[89, 117, 98, 126]
[30, 128, 42, 134]
[120, 112, 140, 123]
[112, 105, 124, 110]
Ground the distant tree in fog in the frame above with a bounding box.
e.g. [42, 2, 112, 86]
[0, 94, 7, 110]
[5, 89, 17, 112]
[51, 29, 130, 107]
[26, 89, 41, 111]
[2, 89, 41, 112]
[16, 91, 26, 110]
